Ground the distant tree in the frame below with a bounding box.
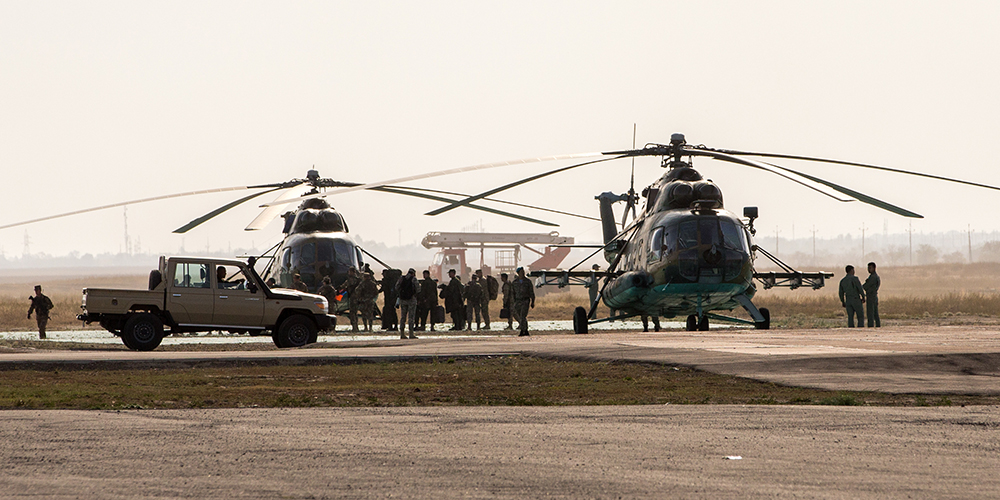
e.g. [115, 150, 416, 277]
[884, 245, 906, 266]
[976, 241, 1000, 263]
[916, 244, 940, 265]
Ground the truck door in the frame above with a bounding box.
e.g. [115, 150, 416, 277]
[213, 265, 265, 327]
[167, 262, 215, 324]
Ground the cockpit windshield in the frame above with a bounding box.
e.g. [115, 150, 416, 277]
[720, 219, 746, 251]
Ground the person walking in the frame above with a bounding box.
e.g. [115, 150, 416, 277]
[500, 273, 513, 330]
[395, 268, 420, 339]
[476, 269, 497, 330]
[838, 265, 866, 328]
[864, 261, 881, 328]
[511, 267, 535, 336]
[27, 285, 54, 340]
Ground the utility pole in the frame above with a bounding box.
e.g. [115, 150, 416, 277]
[810, 226, 818, 264]
[123, 206, 130, 255]
[22, 230, 30, 258]
[968, 224, 973, 263]
[774, 226, 781, 258]
[906, 221, 914, 266]
[860, 223, 867, 261]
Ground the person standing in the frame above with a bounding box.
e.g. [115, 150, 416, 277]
[354, 272, 379, 332]
[511, 267, 535, 337]
[338, 267, 362, 332]
[864, 261, 881, 328]
[464, 274, 485, 331]
[586, 264, 601, 319]
[416, 270, 438, 332]
[395, 268, 420, 339]
[27, 285, 54, 340]
[379, 269, 400, 332]
[838, 265, 866, 328]
[476, 269, 497, 330]
[500, 273, 513, 330]
[443, 269, 465, 331]
[291, 273, 308, 292]
[641, 315, 660, 332]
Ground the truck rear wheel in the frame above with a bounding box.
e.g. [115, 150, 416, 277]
[122, 313, 164, 351]
[276, 315, 316, 348]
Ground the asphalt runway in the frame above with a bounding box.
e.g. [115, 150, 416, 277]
[3, 325, 1000, 498]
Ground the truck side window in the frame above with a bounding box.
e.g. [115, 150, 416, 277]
[174, 263, 209, 288]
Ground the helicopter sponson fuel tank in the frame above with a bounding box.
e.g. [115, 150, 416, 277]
[601, 270, 654, 310]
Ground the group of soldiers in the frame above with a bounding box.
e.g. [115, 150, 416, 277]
[311, 265, 537, 337]
[838, 261, 881, 328]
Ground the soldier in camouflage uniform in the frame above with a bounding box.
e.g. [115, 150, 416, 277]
[511, 267, 535, 336]
[443, 269, 465, 330]
[338, 267, 362, 332]
[464, 274, 485, 330]
[316, 276, 338, 331]
[354, 272, 379, 332]
[416, 269, 438, 331]
[27, 285, 54, 340]
[475, 269, 495, 330]
[500, 273, 513, 330]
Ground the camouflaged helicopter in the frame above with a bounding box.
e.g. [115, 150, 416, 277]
[322, 132, 999, 333]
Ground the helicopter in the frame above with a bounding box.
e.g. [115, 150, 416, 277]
[0, 168, 597, 316]
[275, 132, 997, 333]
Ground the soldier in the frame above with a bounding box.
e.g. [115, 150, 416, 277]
[380, 268, 400, 332]
[641, 315, 660, 332]
[27, 285, 54, 340]
[511, 267, 535, 336]
[838, 265, 866, 328]
[395, 268, 420, 339]
[864, 261, 881, 328]
[338, 267, 362, 332]
[354, 272, 380, 332]
[476, 269, 497, 330]
[291, 273, 308, 292]
[443, 268, 465, 330]
[316, 276, 338, 328]
[416, 270, 438, 331]
[500, 273, 513, 330]
[464, 274, 485, 330]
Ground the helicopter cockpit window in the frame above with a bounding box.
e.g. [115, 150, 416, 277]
[332, 240, 356, 274]
[174, 262, 210, 288]
[720, 219, 745, 251]
[699, 219, 721, 247]
[677, 221, 698, 249]
[298, 242, 316, 267]
[356, 247, 364, 267]
[649, 227, 664, 261]
[317, 240, 334, 263]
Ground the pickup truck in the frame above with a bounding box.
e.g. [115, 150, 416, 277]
[77, 256, 334, 351]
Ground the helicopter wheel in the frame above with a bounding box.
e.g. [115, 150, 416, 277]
[698, 315, 709, 331]
[572, 307, 589, 334]
[755, 307, 771, 330]
[685, 315, 698, 331]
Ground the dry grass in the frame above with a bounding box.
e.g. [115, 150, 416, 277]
[0, 356, 987, 410]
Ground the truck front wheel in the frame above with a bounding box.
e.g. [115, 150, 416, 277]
[122, 313, 164, 351]
[276, 315, 316, 348]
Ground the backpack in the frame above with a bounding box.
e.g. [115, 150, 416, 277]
[486, 275, 499, 300]
[399, 277, 416, 300]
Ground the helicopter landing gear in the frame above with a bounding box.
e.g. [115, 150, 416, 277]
[755, 307, 771, 330]
[685, 315, 698, 331]
[572, 307, 589, 334]
[698, 315, 709, 331]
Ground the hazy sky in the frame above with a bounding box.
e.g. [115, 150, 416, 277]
[3, 1, 1000, 258]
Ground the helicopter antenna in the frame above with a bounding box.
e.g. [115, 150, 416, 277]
[621, 124, 638, 228]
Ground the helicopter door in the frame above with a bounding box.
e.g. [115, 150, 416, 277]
[167, 261, 214, 324]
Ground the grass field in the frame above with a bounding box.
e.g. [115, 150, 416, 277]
[3, 263, 1000, 331]
[0, 356, 986, 410]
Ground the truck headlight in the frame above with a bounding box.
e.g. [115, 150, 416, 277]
[314, 300, 327, 311]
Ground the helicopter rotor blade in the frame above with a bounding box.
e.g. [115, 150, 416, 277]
[684, 148, 857, 202]
[260, 152, 606, 208]
[760, 162, 923, 218]
[244, 188, 312, 231]
[173, 187, 289, 233]
[423, 156, 628, 217]
[382, 186, 600, 222]
[369, 186, 559, 226]
[0, 185, 272, 232]
[703, 148, 1000, 192]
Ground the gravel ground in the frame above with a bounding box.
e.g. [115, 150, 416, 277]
[3, 405, 1000, 499]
